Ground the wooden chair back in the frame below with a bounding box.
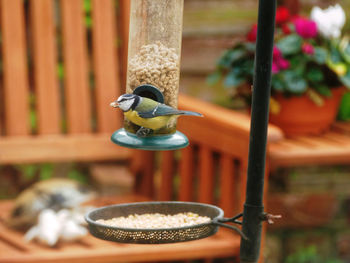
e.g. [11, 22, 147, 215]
[0, 0, 131, 164]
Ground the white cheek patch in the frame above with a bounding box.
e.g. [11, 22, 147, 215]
[120, 99, 134, 111]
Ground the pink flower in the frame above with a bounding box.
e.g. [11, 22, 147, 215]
[273, 47, 282, 59]
[247, 24, 257, 42]
[272, 63, 280, 74]
[272, 46, 290, 74]
[294, 18, 317, 38]
[277, 58, 290, 70]
[302, 43, 315, 55]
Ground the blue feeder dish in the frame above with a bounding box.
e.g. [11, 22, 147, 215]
[111, 129, 189, 151]
[111, 84, 190, 151]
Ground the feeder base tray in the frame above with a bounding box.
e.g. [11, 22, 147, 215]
[111, 128, 189, 151]
[0, 196, 241, 263]
[85, 201, 245, 244]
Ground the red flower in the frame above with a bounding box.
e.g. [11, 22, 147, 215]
[282, 24, 292, 34]
[247, 24, 257, 42]
[276, 6, 290, 25]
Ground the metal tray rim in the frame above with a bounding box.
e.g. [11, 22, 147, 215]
[85, 201, 224, 232]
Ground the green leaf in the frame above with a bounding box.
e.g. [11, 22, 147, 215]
[241, 59, 254, 75]
[271, 76, 285, 92]
[329, 45, 343, 64]
[57, 63, 64, 80]
[340, 70, 350, 88]
[312, 47, 328, 64]
[40, 164, 53, 180]
[343, 45, 350, 63]
[30, 109, 37, 132]
[283, 70, 307, 94]
[339, 38, 350, 64]
[276, 34, 302, 55]
[68, 169, 87, 184]
[217, 48, 246, 68]
[18, 165, 37, 180]
[224, 69, 244, 87]
[289, 55, 306, 75]
[206, 71, 221, 85]
[83, 0, 91, 13]
[314, 85, 332, 97]
[85, 16, 92, 29]
[338, 92, 350, 121]
[29, 93, 37, 132]
[306, 68, 324, 83]
[243, 42, 256, 52]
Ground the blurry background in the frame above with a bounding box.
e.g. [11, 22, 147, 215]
[181, 1, 350, 262]
[0, 0, 350, 262]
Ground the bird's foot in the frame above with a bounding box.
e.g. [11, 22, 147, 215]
[136, 127, 153, 137]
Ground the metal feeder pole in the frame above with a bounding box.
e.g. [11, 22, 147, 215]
[240, 0, 276, 262]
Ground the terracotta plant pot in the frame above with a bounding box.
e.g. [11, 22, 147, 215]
[269, 87, 344, 136]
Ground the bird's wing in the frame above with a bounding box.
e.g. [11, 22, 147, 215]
[137, 103, 182, 118]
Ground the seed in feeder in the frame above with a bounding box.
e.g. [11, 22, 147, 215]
[126, 42, 180, 109]
[96, 212, 211, 229]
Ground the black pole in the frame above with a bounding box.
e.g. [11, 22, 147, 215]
[239, 1, 276, 263]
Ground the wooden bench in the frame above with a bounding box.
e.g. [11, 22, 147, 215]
[0, 1, 282, 262]
[0, 0, 130, 163]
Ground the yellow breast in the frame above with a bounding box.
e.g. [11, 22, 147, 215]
[124, 110, 172, 130]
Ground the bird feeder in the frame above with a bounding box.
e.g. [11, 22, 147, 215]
[111, 0, 188, 151]
[88, 1, 279, 263]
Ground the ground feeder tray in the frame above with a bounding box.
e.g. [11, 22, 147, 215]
[85, 201, 245, 244]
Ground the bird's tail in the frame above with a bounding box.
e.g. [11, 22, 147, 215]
[178, 110, 203, 117]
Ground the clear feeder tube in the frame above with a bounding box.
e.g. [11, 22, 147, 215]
[125, 0, 184, 136]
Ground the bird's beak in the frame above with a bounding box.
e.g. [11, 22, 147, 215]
[110, 101, 119, 108]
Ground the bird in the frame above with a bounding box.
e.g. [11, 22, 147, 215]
[110, 94, 203, 137]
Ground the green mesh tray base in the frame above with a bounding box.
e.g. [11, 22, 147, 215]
[111, 128, 189, 151]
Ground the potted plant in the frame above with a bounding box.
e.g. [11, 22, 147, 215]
[209, 5, 350, 136]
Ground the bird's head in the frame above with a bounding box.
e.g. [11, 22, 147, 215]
[110, 94, 140, 112]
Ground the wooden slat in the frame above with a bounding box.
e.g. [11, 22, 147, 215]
[118, 0, 130, 88]
[159, 151, 175, 200]
[219, 154, 236, 217]
[0, 224, 35, 252]
[92, 0, 122, 133]
[133, 151, 155, 198]
[332, 122, 350, 134]
[179, 145, 195, 201]
[30, 0, 61, 134]
[0, 134, 130, 164]
[269, 144, 350, 168]
[60, 0, 91, 133]
[198, 145, 214, 204]
[324, 132, 350, 145]
[294, 135, 346, 149]
[0, 0, 30, 135]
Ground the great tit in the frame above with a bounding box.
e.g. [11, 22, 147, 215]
[110, 94, 203, 137]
